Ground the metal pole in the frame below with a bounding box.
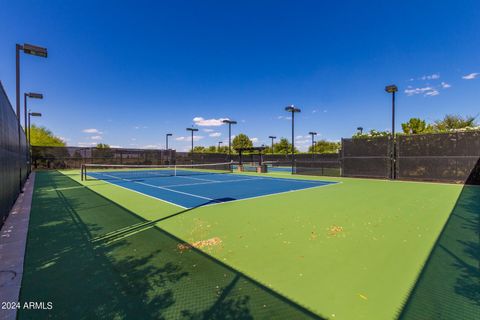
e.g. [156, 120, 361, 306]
[28, 113, 30, 146]
[191, 130, 194, 153]
[392, 91, 396, 179]
[16, 44, 23, 191]
[228, 123, 231, 161]
[271, 138, 274, 153]
[24, 93, 28, 138]
[311, 134, 315, 160]
[28, 113, 31, 169]
[166, 134, 169, 150]
[291, 112, 295, 174]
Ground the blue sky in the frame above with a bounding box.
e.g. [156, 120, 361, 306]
[1, 0, 479, 151]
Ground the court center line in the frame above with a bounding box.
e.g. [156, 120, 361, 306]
[201, 181, 340, 208]
[99, 173, 217, 202]
[86, 174, 188, 209]
[174, 175, 219, 182]
[156, 177, 264, 188]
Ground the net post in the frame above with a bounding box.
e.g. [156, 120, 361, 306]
[81, 164, 84, 181]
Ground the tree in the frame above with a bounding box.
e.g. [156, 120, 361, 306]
[352, 129, 390, 138]
[232, 133, 253, 151]
[96, 143, 110, 148]
[193, 146, 206, 153]
[308, 140, 340, 153]
[273, 138, 298, 154]
[434, 114, 477, 131]
[206, 146, 217, 153]
[401, 118, 432, 134]
[217, 145, 229, 153]
[28, 124, 66, 147]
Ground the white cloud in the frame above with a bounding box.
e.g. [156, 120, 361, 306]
[420, 73, 440, 80]
[175, 135, 204, 142]
[131, 138, 137, 141]
[250, 137, 258, 143]
[312, 110, 318, 114]
[90, 135, 103, 140]
[82, 128, 101, 134]
[462, 73, 479, 80]
[203, 128, 214, 132]
[133, 126, 148, 130]
[110, 145, 122, 148]
[277, 115, 292, 120]
[142, 144, 160, 149]
[193, 117, 229, 126]
[59, 137, 70, 142]
[441, 82, 451, 89]
[425, 90, 440, 96]
[77, 142, 97, 146]
[209, 132, 221, 137]
[404, 86, 439, 97]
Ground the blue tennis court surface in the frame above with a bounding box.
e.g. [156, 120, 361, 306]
[87, 170, 337, 208]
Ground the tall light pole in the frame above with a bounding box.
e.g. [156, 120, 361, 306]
[268, 136, 276, 154]
[218, 141, 223, 151]
[166, 133, 172, 149]
[28, 111, 42, 168]
[308, 131, 317, 160]
[357, 127, 363, 135]
[222, 119, 237, 160]
[28, 111, 42, 145]
[285, 105, 301, 173]
[385, 84, 398, 180]
[16, 43, 47, 190]
[186, 127, 199, 154]
[24, 92, 43, 142]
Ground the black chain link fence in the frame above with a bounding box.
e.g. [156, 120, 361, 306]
[31, 133, 479, 184]
[397, 131, 480, 183]
[1, 82, 29, 227]
[32, 146, 176, 169]
[341, 136, 392, 179]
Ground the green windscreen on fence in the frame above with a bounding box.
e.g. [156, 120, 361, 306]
[0, 81, 29, 227]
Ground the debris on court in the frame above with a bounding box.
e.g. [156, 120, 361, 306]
[177, 237, 222, 252]
[327, 225, 344, 236]
[358, 293, 368, 300]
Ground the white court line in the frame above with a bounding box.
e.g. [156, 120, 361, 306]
[156, 177, 263, 188]
[87, 173, 187, 209]
[201, 181, 341, 208]
[100, 173, 217, 202]
[174, 175, 218, 182]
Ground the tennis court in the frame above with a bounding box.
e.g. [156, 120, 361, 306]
[16, 166, 479, 320]
[83, 163, 337, 208]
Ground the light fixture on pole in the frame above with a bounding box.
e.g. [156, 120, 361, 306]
[16, 43, 48, 190]
[218, 141, 223, 151]
[28, 111, 42, 167]
[222, 119, 237, 160]
[186, 127, 199, 153]
[28, 111, 42, 148]
[268, 136, 276, 154]
[166, 133, 172, 150]
[357, 126, 363, 135]
[385, 84, 398, 180]
[24, 92, 43, 142]
[308, 131, 317, 160]
[285, 105, 301, 173]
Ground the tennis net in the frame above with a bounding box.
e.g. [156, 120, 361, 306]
[81, 162, 235, 181]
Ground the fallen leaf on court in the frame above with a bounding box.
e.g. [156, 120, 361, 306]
[359, 294, 368, 300]
[177, 237, 222, 252]
[328, 225, 344, 236]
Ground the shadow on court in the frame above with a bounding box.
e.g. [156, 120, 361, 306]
[19, 171, 324, 319]
[399, 177, 480, 319]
